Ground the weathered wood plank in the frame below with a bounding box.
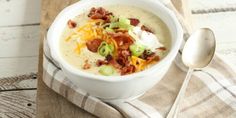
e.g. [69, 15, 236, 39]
[0, 0, 40, 117]
[0, 57, 38, 78]
[189, 0, 236, 11]
[0, 25, 40, 58]
[0, 73, 37, 91]
[0, 0, 40, 26]
[0, 90, 36, 118]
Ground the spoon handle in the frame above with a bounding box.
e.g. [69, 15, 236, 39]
[166, 69, 193, 118]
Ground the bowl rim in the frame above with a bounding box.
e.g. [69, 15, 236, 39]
[47, 0, 183, 82]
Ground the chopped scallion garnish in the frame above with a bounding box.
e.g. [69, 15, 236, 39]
[98, 41, 114, 57]
[99, 65, 115, 76]
[129, 43, 146, 57]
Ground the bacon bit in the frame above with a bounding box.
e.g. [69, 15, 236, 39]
[139, 50, 155, 60]
[96, 60, 108, 67]
[121, 65, 136, 75]
[129, 18, 140, 26]
[83, 60, 91, 69]
[146, 54, 160, 63]
[138, 50, 159, 63]
[109, 59, 122, 69]
[105, 54, 113, 61]
[141, 25, 153, 33]
[118, 49, 131, 58]
[157, 47, 167, 51]
[67, 20, 77, 28]
[116, 57, 127, 67]
[116, 49, 131, 66]
[110, 32, 133, 49]
[86, 39, 103, 52]
[106, 32, 139, 74]
[88, 7, 113, 22]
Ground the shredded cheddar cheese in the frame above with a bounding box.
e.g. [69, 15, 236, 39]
[65, 19, 117, 54]
[131, 56, 147, 71]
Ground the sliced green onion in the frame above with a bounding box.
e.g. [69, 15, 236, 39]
[108, 44, 114, 52]
[129, 43, 146, 57]
[100, 41, 108, 46]
[119, 18, 131, 29]
[99, 65, 115, 76]
[108, 17, 134, 30]
[99, 46, 110, 56]
[98, 42, 114, 57]
[110, 16, 118, 22]
[119, 17, 130, 25]
[118, 17, 132, 30]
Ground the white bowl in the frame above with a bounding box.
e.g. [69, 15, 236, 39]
[47, 0, 183, 102]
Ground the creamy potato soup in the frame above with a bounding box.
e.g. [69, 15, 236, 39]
[60, 6, 171, 76]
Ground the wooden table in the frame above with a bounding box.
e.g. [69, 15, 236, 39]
[36, 0, 192, 117]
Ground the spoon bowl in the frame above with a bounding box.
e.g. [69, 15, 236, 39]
[182, 28, 216, 68]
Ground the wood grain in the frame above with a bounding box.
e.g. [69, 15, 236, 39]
[0, 0, 39, 117]
[0, 73, 37, 91]
[0, 57, 38, 78]
[0, 90, 36, 118]
[0, 25, 40, 58]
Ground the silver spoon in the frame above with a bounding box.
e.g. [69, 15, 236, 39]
[167, 28, 216, 118]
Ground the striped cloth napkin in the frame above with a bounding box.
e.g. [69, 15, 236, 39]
[43, 40, 236, 117]
[42, 2, 236, 118]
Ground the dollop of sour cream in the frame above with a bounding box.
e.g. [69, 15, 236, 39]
[130, 26, 163, 51]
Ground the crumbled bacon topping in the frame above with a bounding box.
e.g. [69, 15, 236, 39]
[139, 50, 154, 59]
[83, 60, 91, 69]
[115, 49, 131, 67]
[108, 59, 122, 69]
[67, 20, 77, 28]
[116, 57, 127, 67]
[129, 18, 140, 26]
[139, 50, 159, 63]
[105, 54, 113, 62]
[86, 39, 103, 52]
[88, 7, 113, 22]
[110, 32, 133, 49]
[96, 60, 108, 67]
[146, 54, 160, 63]
[81, 7, 163, 75]
[141, 25, 153, 33]
[121, 65, 136, 75]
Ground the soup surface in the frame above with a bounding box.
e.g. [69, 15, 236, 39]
[60, 5, 171, 76]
